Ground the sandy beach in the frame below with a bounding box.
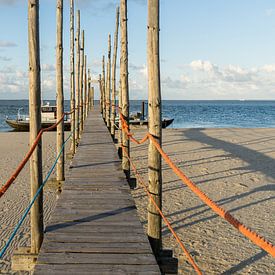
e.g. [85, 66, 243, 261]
[0, 128, 274, 274]
[0, 132, 70, 274]
[130, 128, 275, 274]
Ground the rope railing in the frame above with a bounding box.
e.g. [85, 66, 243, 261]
[119, 113, 275, 258]
[121, 146, 202, 275]
[0, 110, 74, 199]
[0, 132, 73, 258]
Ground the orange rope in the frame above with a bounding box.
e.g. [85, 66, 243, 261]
[148, 134, 275, 257]
[0, 110, 74, 199]
[119, 114, 275, 258]
[121, 146, 202, 275]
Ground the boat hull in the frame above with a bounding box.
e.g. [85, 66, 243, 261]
[6, 119, 71, 131]
[116, 118, 174, 129]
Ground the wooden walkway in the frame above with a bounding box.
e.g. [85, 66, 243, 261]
[34, 106, 160, 274]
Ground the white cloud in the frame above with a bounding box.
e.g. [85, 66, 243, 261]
[265, 9, 275, 17]
[0, 40, 17, 47]
[0, 0, 19, 5]
[42, 64, 56, 72]
[0, 56, 11, 61]
[190, 60, 217, 73]
[260, 64, 275, 73]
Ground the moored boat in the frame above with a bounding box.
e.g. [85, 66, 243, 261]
[6, 103, 71, 131]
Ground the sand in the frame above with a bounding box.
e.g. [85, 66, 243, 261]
[130, 128, 275, 274]
[0, 129, 274, 274]
[0, 132, 70, 274]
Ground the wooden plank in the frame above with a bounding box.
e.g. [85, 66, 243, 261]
[38, 253, 157, 265]
[41, 242, 151, 254]
[35, 264, 160, 274]
[44, 224, 145, 234]
[34, 107, 159, 274]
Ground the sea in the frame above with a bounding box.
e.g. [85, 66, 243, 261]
[1, 100, 275, 132]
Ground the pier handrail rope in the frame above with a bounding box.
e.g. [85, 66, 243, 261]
[119, 113, 275, 258]
[0, 109, 75, 199]
[121, 146, 202, 275]
[0, 131, 73, 259]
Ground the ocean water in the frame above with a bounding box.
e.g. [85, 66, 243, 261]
[1, 100, 275, 131]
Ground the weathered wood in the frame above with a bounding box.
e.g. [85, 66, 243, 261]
[75, 10, 80, 141]
[102, 56, 106, 121]
[80, 30, 85, 132]
[106, 34, 111, 129]
[120, 0, 130, 179]
[37, 253, 157, 265]
[41, 242, 151, 253]
[91, 86, 94, 107]
[69, 0, 75, 154]
[56, 0, 64, 182]
[34, 107, 159, 274]
[147, 0, 162, 255]
[118, 81, 122, 157]
[87, 69, 91, 114]
[111, 7, 120, 138]
[83, 54, 87, 121]
[28, 0, 43, 254]
[99, 74, 103, 113]
[35, 264, 160, 274]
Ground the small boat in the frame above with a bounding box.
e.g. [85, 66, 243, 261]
[6, 103, 71, 131]
[116, 102, 174, 129]
[126, 112, 174, 128]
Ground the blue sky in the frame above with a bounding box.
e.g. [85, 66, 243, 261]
[1, 0, 275, 100]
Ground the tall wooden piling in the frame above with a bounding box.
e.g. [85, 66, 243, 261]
[69, 0, 75, 154]
[91, 86, 95, 107]
[87, 69, 91, 115]
[106, 34, 111, 129]
[75, 10, 80, 141]
[28, 0, 43, 254]
[80, 30, 84, 132]
[117, 81, 122, 158]
[99, 73, 103, 113]
[120, 0, 130, 179]
[147, 0, 162, 255]
[102, 56, 106, 121]
[111, 7, 120, 138]
[83, 55, 87, 120]
[56, 0, 64, 182]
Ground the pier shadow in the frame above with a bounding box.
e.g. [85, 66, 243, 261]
[183, 129, 275, 180]
[162, 184, 275, 235]
[221, 250, 267, 274]
[70, 160, 120, 169]
[45, 205, 136, 233]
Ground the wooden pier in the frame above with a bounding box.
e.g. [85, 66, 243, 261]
[34, 106, 160, 274]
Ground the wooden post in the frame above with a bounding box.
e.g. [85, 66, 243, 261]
[111, 7, 120, 138]
[87, 69, 91, 114]
[83, 54, 87, 120]
[117, 81, 122, 158]
[28, 0, 43, 254]
[99, 73, 103, 113]
[91, 86, 95, 107]
[75, 10, 80, 141]
[80, 30, 84, 132]
[56, 0, 64, 182]
[120, 0, 130, 179]
[69, 0, 75, 154]
[102, 56, 106, 121]
[106, 34, 111, 129]
[147, 0, 162, 255]
[141, 101, 145, 120]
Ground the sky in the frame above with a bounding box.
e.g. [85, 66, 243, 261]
[1, 0, 275, 100]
